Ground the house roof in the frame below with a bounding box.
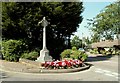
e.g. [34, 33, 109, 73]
[91, 39, 120, 48]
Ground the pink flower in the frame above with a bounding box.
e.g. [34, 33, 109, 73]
[62, 61, 66, 66]
[53, 61, 57, 66]
[42, 59, 83, 69]
[46, 61, 51, 64]
[56, 64, 59, 67]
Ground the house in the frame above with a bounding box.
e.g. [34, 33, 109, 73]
[91, 39, 120, 54]
[91, 39, 120, 48]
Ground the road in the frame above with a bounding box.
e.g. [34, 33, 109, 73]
[0, 55, 119, 81]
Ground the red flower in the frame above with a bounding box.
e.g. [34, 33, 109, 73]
[42, 59, 83, 69]
[58, 61, 63, 66]
[51, 61, 54, 66]
[61, 61, 66, 66]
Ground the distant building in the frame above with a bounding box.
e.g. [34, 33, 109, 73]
[91, 39, 120, 48]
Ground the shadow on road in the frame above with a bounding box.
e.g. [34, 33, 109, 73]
[86, 55, 113, 62]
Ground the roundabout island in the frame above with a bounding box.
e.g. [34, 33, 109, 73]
[1, 58, 91, 74]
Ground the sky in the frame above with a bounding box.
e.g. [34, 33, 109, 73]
[71, 0, 117, 39]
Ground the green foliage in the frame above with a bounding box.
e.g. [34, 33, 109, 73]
[116, 50, 120, 55]
[110, 48, 120, 55]
[72, 46, 77, 51]
[91, 33, 101, 43]
[90, 48, 99, 54]
[80, 53, 88, 61]
[84, 37, 91, 45]
[87, 2, 120, 42]
[60, 48, 88, 61]
[0, 41, 2, 52]
[71, 35, 82, 49]
[2, 2, 84, 60]
[70, 50, 81, 59]
[60, 49, 71, 59]
[1, 39, 26, 62]
[71, 50, 88, 61]
[21, 51, 39, 61]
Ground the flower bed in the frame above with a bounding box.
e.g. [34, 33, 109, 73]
[41, 59, 84, 69]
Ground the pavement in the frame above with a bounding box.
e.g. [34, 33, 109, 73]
[0, 53, 119, 81]
[0, 59, 41, 73]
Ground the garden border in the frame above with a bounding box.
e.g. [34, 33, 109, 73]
[1, 59, 92, 73]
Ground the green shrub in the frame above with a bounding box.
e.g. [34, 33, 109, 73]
[70, 50, 80, 59]
[112, 50, 116, 55]
[94, 49, 99, 54]
[21, 51, 39, 60]
[72, 50, 88, 61]
[60, 49, 71, 59]
[60, 48, 88, 61]
[1, 39, 25, 62]
[89, 49, 94, 54]
[90, 48, 98, 54]
[72, 46, 77, 51]
[80, 53, 88, 61]
[116, 50, 120, 55]
[100, 50, 106, 55]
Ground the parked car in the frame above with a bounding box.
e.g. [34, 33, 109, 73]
[78, 48, 85, 52]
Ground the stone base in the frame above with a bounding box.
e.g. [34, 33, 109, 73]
[36, 49, 52, 62]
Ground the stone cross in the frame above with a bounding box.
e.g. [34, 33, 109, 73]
[36, 17, 52, 62]
[40, 17, 48, 50]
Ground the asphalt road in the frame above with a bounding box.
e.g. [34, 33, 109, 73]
[0, 55, 119, 81]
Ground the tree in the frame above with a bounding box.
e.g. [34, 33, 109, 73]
[2, 2, 84, 60]
[87, 2, 120, 41]
[91, 33, 100, 43]
[84, 37, 91, 45]
[70, 35, 82, 49]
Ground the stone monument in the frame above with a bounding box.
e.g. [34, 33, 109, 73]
[36, 17, 52, 62]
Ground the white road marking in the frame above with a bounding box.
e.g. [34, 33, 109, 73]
[95, 68, 102, 71]
[94, 68, 118, 79]
[105, 73, 114, 77]
[115, 77, 118, 79]
[101, 60, 118, 64]
[102, 70, 111, 73]
[95, 70, 103, 73]
[111, 72, 118, 76]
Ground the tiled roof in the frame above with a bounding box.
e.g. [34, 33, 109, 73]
[91, 39, 120, 48]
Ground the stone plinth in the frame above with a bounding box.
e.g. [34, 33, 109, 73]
[36, 49, 52, 62]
